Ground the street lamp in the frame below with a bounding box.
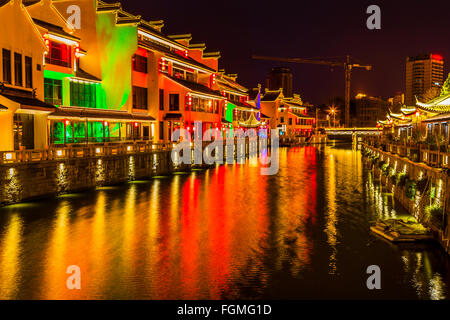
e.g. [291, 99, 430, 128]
[329, 106, 337, 128]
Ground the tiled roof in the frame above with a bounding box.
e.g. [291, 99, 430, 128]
[218, 81, 247, 96]
[228, 100, 257, 111]
[74, 68, 101, 82]
[422, 112, 450, 123]
[138, 22, 188, 50]
[32, 18, 80, 41]
[139, 39, 215, 73]
[289, 111, 315, 120]
[49, 107, 155, 121]
[261, 91, 282, 102]
[165, 75, 224, 99]
[0, 92, 56, 111]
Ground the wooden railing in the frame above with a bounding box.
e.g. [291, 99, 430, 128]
[363, 137, 450, 169]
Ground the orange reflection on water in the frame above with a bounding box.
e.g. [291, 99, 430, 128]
[273, 147, 316, 276]
[0, 214, 23, 299]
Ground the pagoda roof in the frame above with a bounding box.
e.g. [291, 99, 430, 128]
[261, 90, 283, 102]
[32, 18, 80, 42]
[415, 94, 450, 113]
[422, 112, 450, 123]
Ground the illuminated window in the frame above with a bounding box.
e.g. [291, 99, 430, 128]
[186, 72, 194, 82]
[44, 78, 62, 106]
[71, 81, 97, 108]
[173, 67, 185, 79]
[46, 41, 71, 67]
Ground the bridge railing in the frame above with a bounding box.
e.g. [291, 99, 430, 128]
[0, 141, 174, 165]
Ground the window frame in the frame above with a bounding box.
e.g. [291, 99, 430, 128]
[14, 52, 23, 87]
[2, 49, 11, 84]
[25, 56, 32, 88]
[132, 86, 148, 110]
[132, 54, 148, 73]
[169, 93, 180, 111]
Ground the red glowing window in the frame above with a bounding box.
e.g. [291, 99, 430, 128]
[45, 41, 71, 68]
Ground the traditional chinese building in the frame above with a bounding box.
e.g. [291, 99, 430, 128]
[260, 88, 314, 137]
[0, 0, 275, 153]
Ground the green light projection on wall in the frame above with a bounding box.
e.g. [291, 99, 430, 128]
[44, 70, 73, 81]
[96, 12, 137, 110]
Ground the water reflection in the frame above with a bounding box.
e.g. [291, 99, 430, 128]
[0, 214, 23, 299]
[0, 145, 448, 300]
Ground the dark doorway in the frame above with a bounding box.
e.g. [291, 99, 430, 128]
[14, 113, 34, 150]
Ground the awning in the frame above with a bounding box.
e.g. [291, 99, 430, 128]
[0, 93, 56, 112]
[164, 113, 182, 120]
[260, 113, 270, 119]
[48, 107, 155, 122]
[0, 104, 8, 112]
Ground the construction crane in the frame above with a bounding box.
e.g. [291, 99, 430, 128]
[252, 55, 372, 128]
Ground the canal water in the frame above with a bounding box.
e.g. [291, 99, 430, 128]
[0, 145, 449, 300]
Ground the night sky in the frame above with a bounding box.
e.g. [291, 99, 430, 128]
[121, 0, 450, 105]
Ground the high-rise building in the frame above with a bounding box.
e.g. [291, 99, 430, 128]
[265, 67, 293, 98]
[405, 54, 444, 106]
[353, 94, 389, 128]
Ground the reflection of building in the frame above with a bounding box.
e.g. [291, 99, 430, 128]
[354, 94, 389, 128]
[405, 54, 444, 106]
[265, 67, 293, 98]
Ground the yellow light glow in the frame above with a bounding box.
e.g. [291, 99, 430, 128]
[5, 153, 12, 160]
[56, 150, 63, 157]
